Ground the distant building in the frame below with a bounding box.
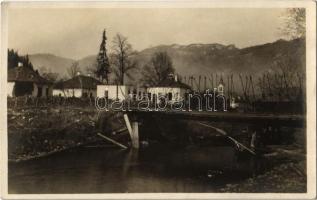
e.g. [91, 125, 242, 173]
[97, 75, 192, 103]
[97, 85, 128, 101]
[97, 84, 147, 101]
[217, 83, 224, 96]
[217, 77, 225, 96]
[147, 75, 192, 103]
[7, 63, 52, 97]
[53, 74, 101, 98]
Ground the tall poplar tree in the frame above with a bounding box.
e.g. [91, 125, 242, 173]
[96, 29, 110, 83]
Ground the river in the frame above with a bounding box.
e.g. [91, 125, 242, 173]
[8, 143, 259, 193]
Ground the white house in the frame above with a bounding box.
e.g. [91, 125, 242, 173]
[7, 63, 52, 97]
[97, 84, 147, 101]
[53, 75, 101, 98]
[147, 75, 192, 103]
[97, 85, 128, 101]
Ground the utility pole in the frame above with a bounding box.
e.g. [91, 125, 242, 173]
[227, 75, 230, 99]
[211, 74, 214, 89]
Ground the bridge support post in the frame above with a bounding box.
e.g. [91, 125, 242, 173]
[123, 114, 139, 149]
[131, 122, 139, 149]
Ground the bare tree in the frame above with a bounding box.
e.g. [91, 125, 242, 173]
[85, 63, 98, 78]
[111, 33, 137, 85]
[67, 61, 81, 78]
[258, 54, 304, 101]
[141, 51, 175, 86]
[281, 8, 305, 39]
[39, 66, 59, 82]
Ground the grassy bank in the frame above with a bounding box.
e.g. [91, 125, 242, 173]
[8, 106, 114, 162]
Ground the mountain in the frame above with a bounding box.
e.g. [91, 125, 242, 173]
[29, 54, 75, 78]
[28, 38, 305, 85]
[77, 55, 97, 69]
[134, 38, 305, 77]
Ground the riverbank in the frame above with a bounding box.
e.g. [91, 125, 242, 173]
[220, 144, 306, 193]
[220, 161, 306, 192]
[7, 106, 124, 162]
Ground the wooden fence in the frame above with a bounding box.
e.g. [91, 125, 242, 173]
[7, 96, 95, 109]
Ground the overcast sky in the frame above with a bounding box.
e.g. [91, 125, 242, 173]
[8, 8, 286, 60]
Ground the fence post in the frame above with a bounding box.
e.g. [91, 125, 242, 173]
[14, 97, 18, 108]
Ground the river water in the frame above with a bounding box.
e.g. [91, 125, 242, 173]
[9, 143, 257, 193]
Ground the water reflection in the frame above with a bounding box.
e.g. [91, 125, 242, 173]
[9, 144, 255, 193]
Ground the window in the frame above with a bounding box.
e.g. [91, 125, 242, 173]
[37, 87, 42, 97]
[168, 92, 172, 101]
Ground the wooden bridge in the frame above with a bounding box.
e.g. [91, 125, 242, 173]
[122, 110, 305, 149]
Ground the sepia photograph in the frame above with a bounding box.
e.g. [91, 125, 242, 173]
[0, 1, 316, 199]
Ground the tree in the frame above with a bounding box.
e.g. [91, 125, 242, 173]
[22, 55, 34, 70]
[96, 29, 111, 83]
[111, 33, 137, 85]
[85, 63, 97, 78]
[7, 49, 34, 70]
[141, 51, 175, 86]
[67, 61, 81, 78]
[39, 66, 59, 82]
[281, 8, 305, 39]
[7, 49, 19, 69]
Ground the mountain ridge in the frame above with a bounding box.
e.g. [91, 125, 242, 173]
[28, 39, 305, 84]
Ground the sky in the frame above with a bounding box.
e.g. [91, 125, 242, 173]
[7, 7, 286, 60]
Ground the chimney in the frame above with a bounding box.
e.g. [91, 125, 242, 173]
[174, 75, 178, 82]
[18, 62, 23, 67]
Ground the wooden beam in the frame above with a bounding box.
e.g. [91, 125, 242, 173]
[113, 127, 128, 134]
[124, 114, 133, 138]
[124, 114, 140, 149]
[131, 122, 140, 149]
[97, 133, 128, 149]
[197, 122, 256, 155]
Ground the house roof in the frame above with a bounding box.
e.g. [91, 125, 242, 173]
[54, 75, 101, 89]
[153, 78, 192, 89]
[8, 66, 51, 84]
